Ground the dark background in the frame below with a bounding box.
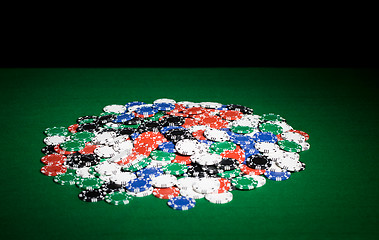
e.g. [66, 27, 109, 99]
[0, 33, 378, 240]
[0, 67, 378, 240]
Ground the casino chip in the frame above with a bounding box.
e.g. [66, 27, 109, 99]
[105, 191, 133, 205]
[167, 196, 196, 210]
[153, 187, 180, 199]
[40, 99, 311, 209]
[205, 192, 233, 204]
[78, 189, 105, 202]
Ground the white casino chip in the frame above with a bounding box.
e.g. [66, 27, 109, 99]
[94, 146, 116, 158]
[192, 178, 220, 194]
[254, 142, 280, 153]
[151, 174, 177, 188]
[180, 188, 205, 199]
[43, 135, 68, 146]
[92, 132, 117, 145]
[175, 139, 200, 155]
[246, 175, 266, 188]
[153, 98, 176, 104]
[276, 158, 305, 172]
[176, 101, 200, 108]
[300, 142, 310, 151]
[112, 140, 134, 153]
[199, 102, 223, 109]
[204, 128, 230, 142]
[176, 177, 199, 190]
[190, 153, 222, 166]
[76, 167, 93, 178]
[127, 187, 154, 197]
[267, 161, 286, 172]
[103, 104, 127, 114]
[186, 125, 209, 133]
[110, 172, 137, 185]
[94, 162, 121, 176]
[205, 192, 233, 204]
[281, 131, 306, 144]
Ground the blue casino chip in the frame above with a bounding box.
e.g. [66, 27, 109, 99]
[240, 143, 260, 158]
[125, 177, 152, 193]
[216, 105, 229, 111]
[136, 167, 163, 179]
[253, 132, 278, 143]
[167, 196, 196, 210]
[134, 106, 158, 116]
[153, 102, 175, 111]
[125, 101, 145, 109]
[113, 112, 135, 123]
[230, 134, 255, 145]
[158, 142, 176, 153]
[130, 132, 140, 140]
[264, 171, 291, 181]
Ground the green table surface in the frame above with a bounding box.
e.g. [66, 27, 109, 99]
[0, 68, 378, 240]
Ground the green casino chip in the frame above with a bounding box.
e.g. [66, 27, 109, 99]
[76, 177, 104, 190]
[71, 132, 95, 142]
[259, 122, 284, 135]
[60, 140, 86, 151]
[44, 126, 70, 137]
[217, 168, 241, 178]
[161, 163, 188, 175]
[262, 113, 285, 122]
[149, 150, 176, 161]
[230, 125, 255, 134]
[105, 191, 133, 205]
[53, 172, 78, 185]
[124, 157, 152, 172]
[231, 176, 258, 190]
[210, 141, 236, 153]
[278, 140, 302, 152]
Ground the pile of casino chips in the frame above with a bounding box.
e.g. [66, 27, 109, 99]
[40, 99, 310, 210]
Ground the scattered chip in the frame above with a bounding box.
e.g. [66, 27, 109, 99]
[40, 99, 310, 210]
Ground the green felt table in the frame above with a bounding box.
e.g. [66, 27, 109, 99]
[0, 68, 378, 240]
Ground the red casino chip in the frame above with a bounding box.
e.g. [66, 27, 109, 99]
[167, 112, 189, 118]
[133, 144, 154, 156]
[181, 118, 199, 128]
[40, 164, 67, 176]
[216, 178, 231, 193]
[41, 154, 67, 165]
[78, 143, 99, 154]
[152, 187, 180, 199]
[172, 154, 192, 165]
[167, 104, 186, 114]
[219, 110, 243, 121]
[192, 129, 207, 140]
[276, 134, 283, 141]
[54, 145, 76, 155]
[134, 132, 167, 146]
[134, 112, 156, 118]
[68, 124, 79, 133]
[220, 146, 245, 164]
[197, 115, 228, 129]
[202, 108, 219, 115]
[183, 107, 205, 115]
[117, 152, 140, 165]
[289, 130, 310, 141]
[240, 164, 265, 175]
